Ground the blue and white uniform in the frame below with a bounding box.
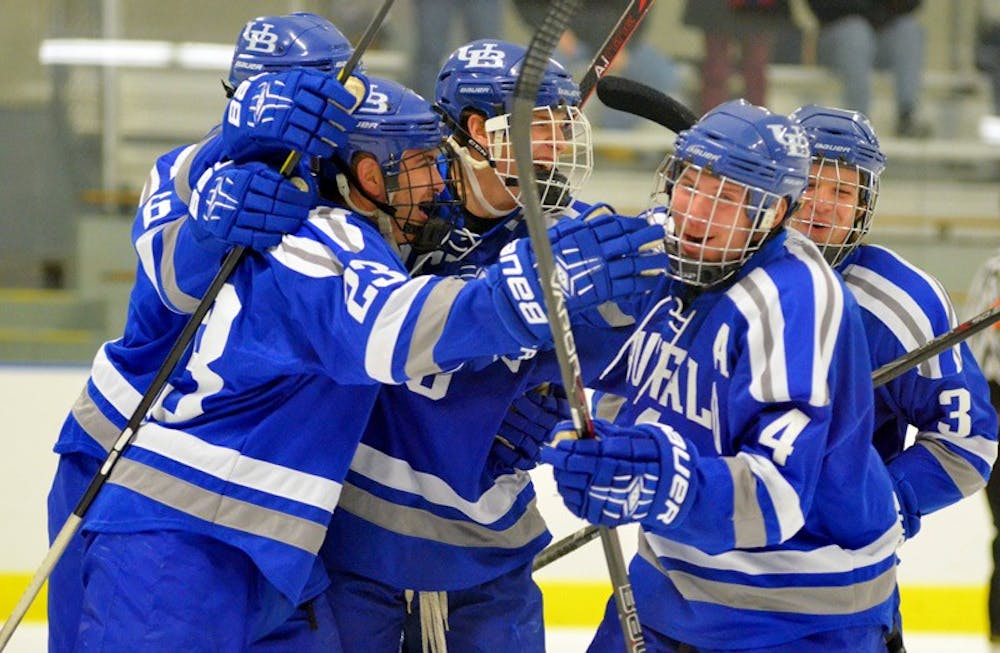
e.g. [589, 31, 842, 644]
[80, 200, 542, 593]
[586, 231, 902, 650]
[323, 200, 597, 652]
[838, 244, 997, 518]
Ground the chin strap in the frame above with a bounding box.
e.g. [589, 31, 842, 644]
[404, 589, 449, 653]
[447, 135, 512, 219]
[333, 158, 403, 255]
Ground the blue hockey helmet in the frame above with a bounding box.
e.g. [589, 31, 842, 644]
[651, 99, 811, 287]
[323, 77, 463, 248]
[789, 104, 887, 266]
[435, 39, 581, 124]
[228, 13, 353, 89]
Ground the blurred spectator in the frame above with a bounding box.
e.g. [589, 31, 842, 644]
[806, 0, 930, 137]
[976, 0, 1000, 114]
[510, 0, 681, 129]
[408, 0, 503, 99]
[964, 251, 1000, 648]
[682, 0, 794, 115]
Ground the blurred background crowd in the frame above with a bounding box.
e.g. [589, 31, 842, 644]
[0, 0, 997, 364]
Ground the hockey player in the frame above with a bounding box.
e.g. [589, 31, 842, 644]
[319, 39, 600, 652]
[44, 13, 363, 652]
[72, 75, 669, 650]
[788, 104, 998, 648]
[541, 100, 907, 651]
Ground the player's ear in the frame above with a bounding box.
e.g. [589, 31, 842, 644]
[354, 155, 387, 202]
[465, 112, 489, 148]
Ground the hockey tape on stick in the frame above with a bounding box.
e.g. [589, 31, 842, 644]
[533, 524, 601, 571]
[596, 74, 699, 133]
[577, 0, 657, 105]
[0, 3, 394, 648]
[511, 1, 646, 650]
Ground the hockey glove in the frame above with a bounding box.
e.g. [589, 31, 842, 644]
[484, 213, 667, 344]
[890, 471, 922, 540]
[222, 69, 367, 162]
[540, 419, 699, 530]
[490, 384, 571, 476]
[189, 160, 318, 252]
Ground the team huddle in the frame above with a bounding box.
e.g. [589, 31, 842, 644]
[41, 11, 998, 653]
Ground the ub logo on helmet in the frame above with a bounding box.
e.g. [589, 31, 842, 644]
[456, 42, 506, 69]
[241, 21, 280, 54]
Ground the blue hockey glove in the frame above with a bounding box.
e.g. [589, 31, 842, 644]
[540, 419, 699, 530]
[222, 69, 367, 162]
[189, 160, 317, 251]
[489, 384, 571, 476]
[485, 213, 667, 344]
[890, 472, 921, 539]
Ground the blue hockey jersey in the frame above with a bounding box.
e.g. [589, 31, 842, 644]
[82, 200, 560, 607]
[586, 230, 902, 649]
[324, 200, 597, 590]
[839, 244, 998, 517]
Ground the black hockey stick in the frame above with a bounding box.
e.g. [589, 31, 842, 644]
[0, 4, 392, 648]
[596, 74, 699, 132]
[577, 0, 656, 105]
[512, 1, 646, 651]
[873, 301, 1000, 387]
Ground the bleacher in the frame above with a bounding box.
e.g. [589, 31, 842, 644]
[1, 47, 996, 364]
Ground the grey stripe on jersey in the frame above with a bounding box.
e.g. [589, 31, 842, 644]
[69, 386, 120, 452]
[728, 271, 787, 403]
[914, 434, 990, 496]
[596, 301, 637, 328]
[157, 218, 202, 314]
[110, 458, 327, 553]
[722, 457, 767, 548]
[274, 236, 344, 277]
[337, 482, 548, 549]
[594, 392, 627, 422]
[637, 534, 896, 616]
[846, 272, 937, 377]
[787, 234, 843, 407]
[403, 277, 466, 380]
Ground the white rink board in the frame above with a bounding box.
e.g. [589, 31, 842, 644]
[0, 365, 992, 589]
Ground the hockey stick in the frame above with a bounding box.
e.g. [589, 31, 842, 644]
[577, 0, 656, 105]
[0, 4, 393, 648]
[596, 74, 699, 132]
[512, 1, 646, 651]
[872, 301, 1000, 387]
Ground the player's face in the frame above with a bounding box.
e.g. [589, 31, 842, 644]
[669, 166, 754, 263]
[489, 107, 568, 179]
[794, 160, 862, 247]
[389, 147, 446, 243]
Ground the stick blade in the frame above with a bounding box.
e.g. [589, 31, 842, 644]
[596, 75, 699, 133]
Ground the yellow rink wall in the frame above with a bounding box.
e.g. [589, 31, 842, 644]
[0, 577, 989, 634]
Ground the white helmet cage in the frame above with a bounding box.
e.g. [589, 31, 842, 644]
[483, 103, 593, 216]
[650, 158, 790, 288]
[793, 157, 880, 268]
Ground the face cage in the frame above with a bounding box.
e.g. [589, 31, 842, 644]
[483, 104, 593, 216]
[381, 144, 466, 247]
[650, 156, 786, 288]
[792, 157, 879, 267]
